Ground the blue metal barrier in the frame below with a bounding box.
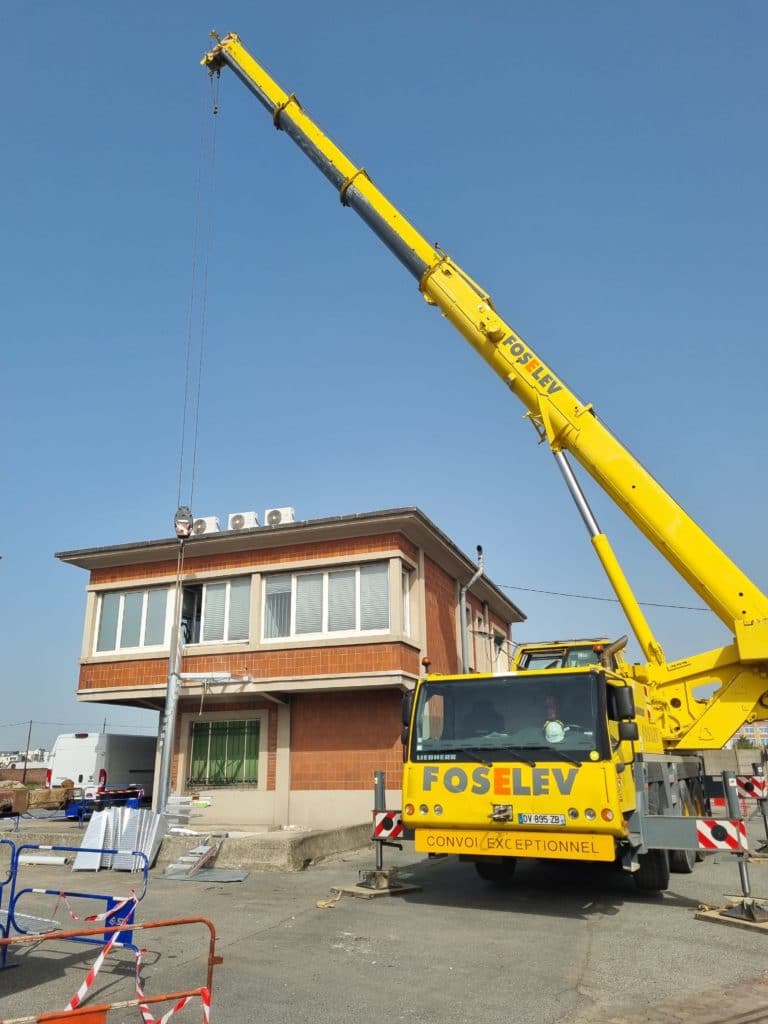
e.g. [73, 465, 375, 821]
[0, 838, 16, 948]
[1, 843, 149, 968]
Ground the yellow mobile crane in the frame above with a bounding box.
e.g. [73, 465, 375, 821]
[203, 33, 768, 890]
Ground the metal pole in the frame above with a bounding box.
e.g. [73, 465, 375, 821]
[373, 771, 385, 870]
[156, 572, 185, 813]
[752, 762, 768, 851]
[20, 720, 32, 784]
[459, 546, 484, 674]
[723, 769, 751, 898]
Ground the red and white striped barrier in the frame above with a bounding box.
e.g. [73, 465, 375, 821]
[373, 811, 403, 840]
[696, 818, 748, 852]
[736, 775, 768, 800]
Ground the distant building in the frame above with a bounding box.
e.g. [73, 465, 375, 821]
[57, 507, 525, 827]
[731, 723, 768, 747]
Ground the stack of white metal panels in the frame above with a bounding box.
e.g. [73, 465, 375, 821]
[165, 795, 194, 827]
[72, 808, 166, 872]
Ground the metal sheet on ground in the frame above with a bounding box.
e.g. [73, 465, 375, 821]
[163, 868, 249, 882]
[72, 811, 108, 871]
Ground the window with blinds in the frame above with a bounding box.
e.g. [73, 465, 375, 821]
[183, 578, 251, 644]
[95, 587, 170, 653]
[262, 562, 390, 640]
[188, 719, 260, 786]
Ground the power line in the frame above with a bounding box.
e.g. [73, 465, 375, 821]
[0, 721, 157, 732]
[498, 582, 710, 613]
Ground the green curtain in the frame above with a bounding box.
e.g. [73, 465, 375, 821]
[190, 723, 210, 783]
[189, 720, 260, 785]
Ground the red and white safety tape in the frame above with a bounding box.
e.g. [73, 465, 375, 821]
[65, 928, 121, 1011]
[62, 933, 209, 1021]
[54, 889, 137, 923]
[136, 947, 211, 1024]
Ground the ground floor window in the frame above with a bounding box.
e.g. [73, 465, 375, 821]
[188, 719, 260, 786]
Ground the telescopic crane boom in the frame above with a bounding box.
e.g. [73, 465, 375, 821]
[202, 32, 768, 750]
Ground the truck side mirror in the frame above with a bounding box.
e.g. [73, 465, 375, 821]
[609, 686, 636, 721]
[400, 726, 409, 747]
[402, 691, 413, 726]
[618, 720, 639, 742]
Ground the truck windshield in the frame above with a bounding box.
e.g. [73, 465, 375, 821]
[411, 672, 607, 763]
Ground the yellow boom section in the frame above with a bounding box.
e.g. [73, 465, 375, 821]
[202, 33, 768, 668]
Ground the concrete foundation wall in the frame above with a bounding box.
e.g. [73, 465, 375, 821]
[191, 788, 284, 827]
[288, 787, 401, 829]
[184, 786, 400, 829]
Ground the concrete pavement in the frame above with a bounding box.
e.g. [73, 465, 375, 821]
[2, 817, 768, 1023]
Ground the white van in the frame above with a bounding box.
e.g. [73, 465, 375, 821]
[46, 733, 157, 798]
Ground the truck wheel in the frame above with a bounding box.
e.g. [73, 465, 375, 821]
[474, 857, 517, 883]
[633, 849, 670, 892]
[689, 779, 707, 861]
[669, 781, 696, 874]
[669, 845, 696, 873]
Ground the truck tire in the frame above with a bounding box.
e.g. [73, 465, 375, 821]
[689, 778, 707, 862]
[474, 857, 517, 883]
[669, 781, 696, 874]
[633, 849, 670, 892]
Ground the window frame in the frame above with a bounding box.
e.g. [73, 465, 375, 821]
[94, 586, 172, 654]
[183, 577, 252, 646]
[186, 715, 265, 788]
[262, 562, 391, 642]
[401, 565, 412, 636]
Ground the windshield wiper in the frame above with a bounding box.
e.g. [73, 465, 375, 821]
[532, 746, 580, 765]
[475, 745, 537, 766]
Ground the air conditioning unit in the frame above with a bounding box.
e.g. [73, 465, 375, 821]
[264, 506, 296, 527]
[228, 511, 259, 531]
[192, 516, 221, 536]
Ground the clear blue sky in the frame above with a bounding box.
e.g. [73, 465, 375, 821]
[2, 3, 765, 751]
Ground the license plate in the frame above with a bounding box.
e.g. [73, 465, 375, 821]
[518, 813, 565, 826]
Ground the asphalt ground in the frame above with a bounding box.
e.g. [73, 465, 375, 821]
[1, 832, 768, 1024]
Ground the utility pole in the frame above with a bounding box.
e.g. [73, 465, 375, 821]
[21, 719, 32, 784]
[156, 507, 193, 813]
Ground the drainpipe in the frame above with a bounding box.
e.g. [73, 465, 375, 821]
[460, 545, 484, 673]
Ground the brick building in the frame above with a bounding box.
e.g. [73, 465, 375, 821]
[56, 507, 524, 827]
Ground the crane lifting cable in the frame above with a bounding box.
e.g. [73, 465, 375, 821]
[175, 71, 221, 535]
[159, 74, 221, 815]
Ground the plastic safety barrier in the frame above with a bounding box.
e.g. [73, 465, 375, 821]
[0, 916, 220, 1023]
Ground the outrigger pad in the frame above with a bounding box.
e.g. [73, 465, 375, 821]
[720, 899, 768, 923]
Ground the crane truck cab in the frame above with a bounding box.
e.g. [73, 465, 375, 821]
[399, 662, 687, 889]
[401, 652, 708, 891]
[513, 637, 628, 673]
